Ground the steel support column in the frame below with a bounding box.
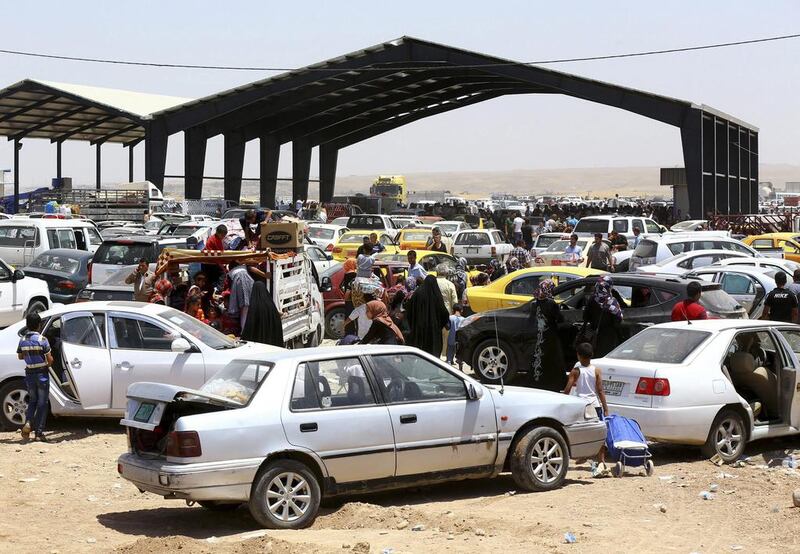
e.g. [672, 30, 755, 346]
[223, 131, 246, 203]
[144, 121, 168, 190]
[95, 143, 102, 190]
[12, 139, 20, 214]
[319, 144, 338, 203]
[292, 138, 312, 202]
[56, 141, 62, 180]
[680, 108, 703, 220]
[184, 128, 207, 200]
[259, 134, 279, 208]
[128, 143, 135, 182]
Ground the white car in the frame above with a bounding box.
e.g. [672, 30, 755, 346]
[452, 229, 512, 264]
[573, 215, 663, 240]
[435, 220, 472, 237]
[629, 234, 759, 271]
[303, 244, 337, 275]
[714, 257, 800, 279]
[0, 302, 281, 430]
[307, 224, 349, 252]
[598, 320, 800, 462]
[0, 258, 50, 328]
[636, 249, 750, 275]
[684, 266, 777, 319]
[669, 219, 709, 232]
[531, 233, 564, 256]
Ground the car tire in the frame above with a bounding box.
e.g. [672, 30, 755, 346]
[472, 338, 517, 384]
[197, 501, 241, 511]
[24, 300, 47, 317]
[510, 426, 569, 492]
[0, 378, 29, 431]
[325, 308, 346, 340]
[701, 409, 746, 463]
[248, 459, 321, 529]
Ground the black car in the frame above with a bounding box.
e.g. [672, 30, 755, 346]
[22, 249, 93, 304]
[457, 273, 747, 384]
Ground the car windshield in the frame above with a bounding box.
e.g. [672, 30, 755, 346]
[633, 239, 659, 259]
[536, 235, 561, 248]
[340, 233, 369, 244]
[607, 327, 710, 363]
[93, 242, 153, 265]
[29, 253, 81, 274]
[455, 232, 490, 246]
[308, 227, 335, 240]
[700, 287, 742, 313]
[200, 359, 274, 405]
[402, 231, 432, 241]
[573, 219, 609, 234]
[437, 223, 460, 234]
[171, 226, 207, 237]
[156, 306, 237, 350]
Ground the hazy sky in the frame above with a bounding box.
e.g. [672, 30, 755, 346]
[0, 0, 797, 188]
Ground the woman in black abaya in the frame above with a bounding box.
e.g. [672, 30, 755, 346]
[528, 280, 566, 392]
[241, 281, 284, 347]
[406, 275, 450, 357]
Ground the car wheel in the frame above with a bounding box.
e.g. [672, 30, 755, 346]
[510, 426, 569, 492]
[0, 379, 29, 431]
[701, 409, 746, 463]
[197, 501, 241, 511]
[248, 459, 321, 529]
[325, 308, 346, 340]
[24, 300, 47, 317]
[472, 339, 517, 384]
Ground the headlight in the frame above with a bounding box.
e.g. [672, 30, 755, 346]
[460, 314, 483, 328]
[584, 404, 598, 420]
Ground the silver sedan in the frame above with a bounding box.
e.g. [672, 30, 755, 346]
[117, 345, 606, 529]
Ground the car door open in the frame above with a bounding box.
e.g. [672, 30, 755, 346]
[59, 312, 112, 409]
[368, 353, 497, 477]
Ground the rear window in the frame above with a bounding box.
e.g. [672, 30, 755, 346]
[535, 235, 561, 248]
[455, 232, 490, 246]
[348, 216, 385, 230]
[93, 242, 155, 265]
[612, 220, 628, 233]
[402, 231, 432, 242]
[699, 287, 742, 313]
[308, 227, 335, 240]
[29, 253, 82, 274]
[607, 327, 710, 364]
[667, 241, 691, 255]
[573, 219, 608, 234]
[633, 239, 658, 259]
[340, 233, 369, 244]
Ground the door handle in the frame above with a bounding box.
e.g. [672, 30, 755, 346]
[300, 422, 318, 433]
[115, 361, 134, 371]
[70, 358, 82, 369]
[399, 414, 417, 424]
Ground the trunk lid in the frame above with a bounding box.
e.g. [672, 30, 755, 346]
[122, 382, 242, 431]
[593, 357, 658, 408]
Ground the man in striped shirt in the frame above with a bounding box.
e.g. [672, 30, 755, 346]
[17, 312, 53, 441]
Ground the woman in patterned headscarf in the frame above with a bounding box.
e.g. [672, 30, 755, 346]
[528, 279, 566, 391]
[582, 274, 624, 357]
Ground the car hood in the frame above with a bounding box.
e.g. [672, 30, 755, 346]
[485, 384, 589, 423]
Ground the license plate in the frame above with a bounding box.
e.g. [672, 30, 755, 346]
[602, 380, 624, 396]
[133, 402, 156, 423]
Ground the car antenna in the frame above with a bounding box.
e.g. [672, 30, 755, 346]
[493, 312, 505, 395]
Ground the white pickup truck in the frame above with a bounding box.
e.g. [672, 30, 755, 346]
[0, 258, 50, 328]
[270, 254, 327, 348]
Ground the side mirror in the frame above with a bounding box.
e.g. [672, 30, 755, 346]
[170, 337, 192, 353]
[11, 269, 24, 282]
[320, 276, 333, 292]
[467, 382, 484, 401]
[660, 226, 668, 233]
[325, 253, 333, 261]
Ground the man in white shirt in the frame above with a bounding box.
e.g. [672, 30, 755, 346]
[407, 250, 428, 284]
[512, 213, 525, 244]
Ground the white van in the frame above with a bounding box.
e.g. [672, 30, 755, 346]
[0, 219, 103, 267]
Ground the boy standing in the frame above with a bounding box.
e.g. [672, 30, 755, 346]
[17, 313, 53, 442]
[447, 304, 465, 368]
[563, 342, 609, 476]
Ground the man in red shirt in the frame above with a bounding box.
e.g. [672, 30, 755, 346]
[204, 224, 227, 252]
[671, 281, 708, 321]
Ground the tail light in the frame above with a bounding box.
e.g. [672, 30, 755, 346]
[326, 243, 334, 251]
[87, 262, 92, 283]
[56, 280, 76, 290]
[635, 377, 671, 396]
[166, 431, 202, 457]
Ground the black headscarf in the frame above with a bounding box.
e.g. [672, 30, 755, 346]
[406, 274, 450, 356]
[241, 281, 284, 347]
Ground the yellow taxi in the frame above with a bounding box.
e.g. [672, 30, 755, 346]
[742, 233, 800, 263]
[396, 226, 434, 250]
[331, 230, 398, 261]
[465, 266, 607, 313]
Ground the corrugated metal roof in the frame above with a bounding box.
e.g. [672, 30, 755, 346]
[37, 80, 191, 117]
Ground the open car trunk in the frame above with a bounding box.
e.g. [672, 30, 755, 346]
[121, 383, 241, 457]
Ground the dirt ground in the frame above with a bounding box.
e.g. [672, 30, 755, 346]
[1, 419, 799, 554]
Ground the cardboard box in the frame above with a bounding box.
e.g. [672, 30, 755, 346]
[260, 221, 305, 249]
